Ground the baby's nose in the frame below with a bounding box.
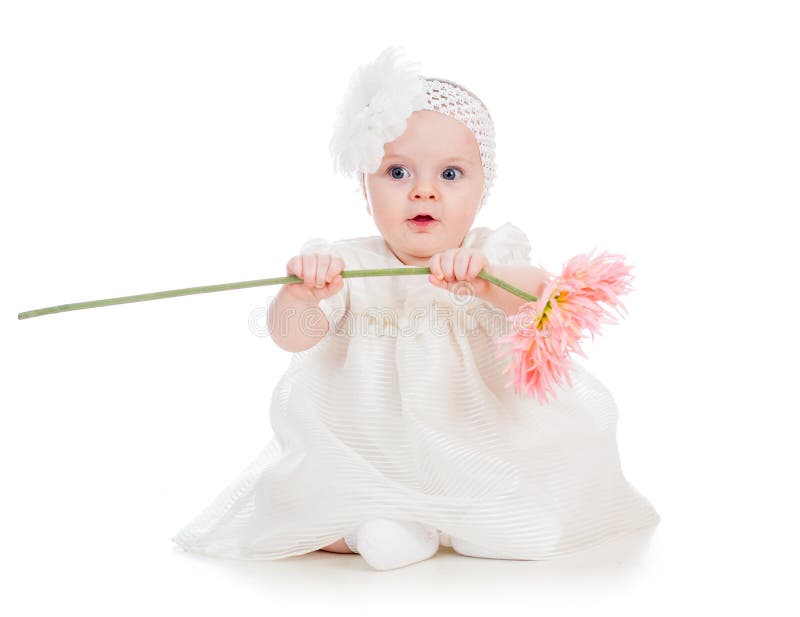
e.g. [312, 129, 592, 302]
[412, 190, 438, 200]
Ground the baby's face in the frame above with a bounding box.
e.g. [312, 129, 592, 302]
[361, 109, 485, 267]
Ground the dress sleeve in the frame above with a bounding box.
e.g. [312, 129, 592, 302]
[298, 237, 349, 329]
[473, 222, 533, 266]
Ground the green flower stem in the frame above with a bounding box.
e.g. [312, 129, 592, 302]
[17, 267, 539, 320]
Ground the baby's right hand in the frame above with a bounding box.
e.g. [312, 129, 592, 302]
[284, 252, 345, 303]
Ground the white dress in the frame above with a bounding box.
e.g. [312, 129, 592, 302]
[172, 222, 661, 560]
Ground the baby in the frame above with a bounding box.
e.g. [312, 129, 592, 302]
[172, 47, 660, 571]
[274, 109, 549, 352]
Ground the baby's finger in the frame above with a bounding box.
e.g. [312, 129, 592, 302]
[328, 256, 345, 278]
[314, 254, 331, 288]
[453, 250, 472, 281]
[466, 253, 487, 280]
[301, 254, 319, 287]
[327, 257, 345, 291]
[428, 253, 445, 281]
[441, 251, 460, 281]
[428, 273, 445, 287]
[286, 255, 303, 278]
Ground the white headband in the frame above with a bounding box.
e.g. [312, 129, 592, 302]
[329, 46, 497, 210]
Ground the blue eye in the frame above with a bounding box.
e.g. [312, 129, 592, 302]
[387, 166, 464, 181]
[442, 167, 463, 181]
[389, 166, 408, 180]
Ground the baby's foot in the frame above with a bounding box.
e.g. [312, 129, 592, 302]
[450, 535, 522, 560]
[354, 518, 439, 570]
[343, 528, 359, 553]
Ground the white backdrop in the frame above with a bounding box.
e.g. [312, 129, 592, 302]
[3, 1, 798, 615]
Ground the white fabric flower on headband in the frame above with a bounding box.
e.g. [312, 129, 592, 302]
[329, 47, 428, 180]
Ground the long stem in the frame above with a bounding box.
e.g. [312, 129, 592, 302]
[17, 267, 539, 320]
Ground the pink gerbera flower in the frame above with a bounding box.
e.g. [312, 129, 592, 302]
[495, 249, 634, 405]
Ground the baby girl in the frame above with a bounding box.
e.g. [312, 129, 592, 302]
[171, 47, 660, 571]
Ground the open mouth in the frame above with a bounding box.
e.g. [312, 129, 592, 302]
[409, 214, 436, 222]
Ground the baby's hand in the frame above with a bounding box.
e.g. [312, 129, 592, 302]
[428, 248, 492, 299]
[285, 252, 345, 303]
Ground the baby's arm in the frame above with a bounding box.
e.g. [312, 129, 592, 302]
[479, 263, 552, 317]
[269, 252, 345, 352]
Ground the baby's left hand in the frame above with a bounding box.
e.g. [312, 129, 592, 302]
[428, 249, 492, 299]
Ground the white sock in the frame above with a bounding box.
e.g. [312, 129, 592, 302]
[343, 528, 359, 554]
[345, 526, 451, 554]
[354, 518, 439, 571]
[450, 535, 523, 560]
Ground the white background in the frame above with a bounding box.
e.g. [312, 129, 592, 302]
[3, 1, 798, 614]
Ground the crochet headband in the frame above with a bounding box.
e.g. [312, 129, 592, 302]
[328, 46, 497, 210]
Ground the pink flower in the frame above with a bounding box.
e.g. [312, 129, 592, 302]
[495, 250, 633, 405]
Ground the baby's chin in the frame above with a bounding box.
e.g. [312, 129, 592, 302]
[403, 235, 438, 250]
[405, 248, 442, 265]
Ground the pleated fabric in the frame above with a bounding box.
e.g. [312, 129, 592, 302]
[172, 222, 660, 560]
